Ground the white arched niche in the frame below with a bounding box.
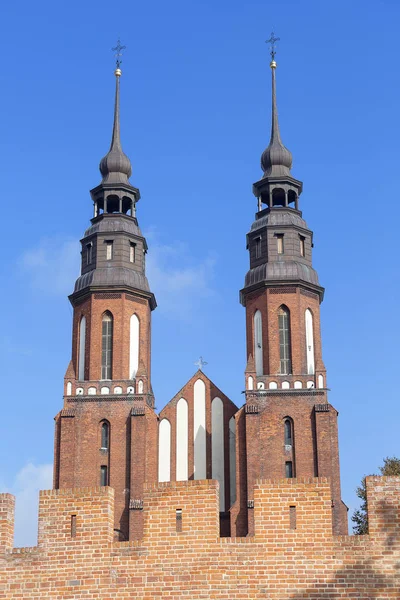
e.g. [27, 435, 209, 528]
[254, 310, 263, 376]
[212, 397, 225, 511]
[78, 316, 86, 380]
[158, 419, 171, 483]
[318, 374, 324, 389]
[248, 376, 254, 390]
[305, 309, 315, 375]
[129, 314, 139, 379]
[193, 379, 206, 480]
[66, 382, 72, 396]
[176, 398, 188, 481]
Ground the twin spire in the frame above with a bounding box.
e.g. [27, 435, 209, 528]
[97, 36, 293, 193]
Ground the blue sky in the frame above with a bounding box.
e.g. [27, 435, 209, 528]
[1, 0, 399, 546]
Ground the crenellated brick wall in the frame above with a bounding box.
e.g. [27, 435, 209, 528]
[0, 476, 399, 598]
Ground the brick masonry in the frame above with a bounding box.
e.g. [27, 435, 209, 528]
[0, 476, 399, 598]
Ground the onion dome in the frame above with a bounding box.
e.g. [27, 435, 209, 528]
[99, 68, 133, 185]
[260, 60, 293, 178]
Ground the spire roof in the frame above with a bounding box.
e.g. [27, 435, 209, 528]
[99, 68, 133, 185]
[260, 39, 293, 178]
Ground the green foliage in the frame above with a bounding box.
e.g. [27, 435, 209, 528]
[352, 456, 400, 535]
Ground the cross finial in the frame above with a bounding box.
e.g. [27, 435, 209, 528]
[194, 356, 208, 371]
[112, 39, 126, 69]
[266, 31, 280, 60]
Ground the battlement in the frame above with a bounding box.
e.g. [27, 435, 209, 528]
[0, 477, 399, 598]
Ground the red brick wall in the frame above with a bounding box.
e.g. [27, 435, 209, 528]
[0, 477, 399, 599]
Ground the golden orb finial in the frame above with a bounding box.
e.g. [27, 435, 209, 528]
[270, 60, 277, 69]
[115, 68, 122, 77]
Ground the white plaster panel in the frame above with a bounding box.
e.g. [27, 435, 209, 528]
[193, 379, 206, 480]
[158, 419, 171, 483]
[294, 381, 303, 389]
[88, 386, 96, 395]
[138, 380, 143, 394]
[129, 314, 139, 379]
[282, 381, 290, 389]
[212, 397, 225, 511]
[78, 316, 86, 380]
[248, 376, 254, 390]
[66, 382, 72, 396]
[176, 398, 188, 481]
[229, 416, 236, 506]
[254, 310, 263, 376]
[114, 386, 122, 394]
[307, 381, 314, 389]
[269, 382, 278, 389]
[101, 386, 110, 395]
[305, 309, 315, 375]
[318, 374, 324, 389]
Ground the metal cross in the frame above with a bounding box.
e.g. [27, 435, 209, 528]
[195, 356, 208, 371]
[112, 39, 126, 68]
[266, 31, 280, 60]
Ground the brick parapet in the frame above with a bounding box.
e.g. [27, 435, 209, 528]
[1, 477, 399, 598]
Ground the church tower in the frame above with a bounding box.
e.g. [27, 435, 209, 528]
[239, 39, 348, 535]
[53, 59, 158, 541]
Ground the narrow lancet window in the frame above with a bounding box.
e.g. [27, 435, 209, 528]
[300, 236, 305, 257]
[100, 465, 108, 486]
[101, 312, 113, 380]
[101, 422, 109, 450]
[129, 242, 136, 263]
[284, 419, 292, 446]
[254, 310, 263, 376]
[278, 306, 292, 374]
[106, 241, 113, 260]
[276, 234, 284, 254]
[305, 309, 315, 375]
[285, 461, 293, 478]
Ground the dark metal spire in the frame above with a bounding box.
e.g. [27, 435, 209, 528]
[260, 33, 293, 178]
[99, 41, 132, 185]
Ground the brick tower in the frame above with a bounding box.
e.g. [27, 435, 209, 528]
[238, 44, 348, 535]
[53, 63, 158, 541]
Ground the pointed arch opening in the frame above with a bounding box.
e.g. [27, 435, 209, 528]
[305, 309, 315, 375]
[254, 310, 263, 376]
[129, 314, 139, 379]
[100, 420, 110, 450]
[278, 305, 292, 375]
[78, 316, 86, 380]
[284, 418, 293, 446]
[101, 312, 113, 380]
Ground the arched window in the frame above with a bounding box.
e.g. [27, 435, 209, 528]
[101, 312, 113, 380]
[101, 421, 109, 450]
[284, 419, 292, 446]
[278, 306, 292, 374]
[305, 309, 315, 375]
[78, 316, 86, 380]
[254, 310, 263, 376]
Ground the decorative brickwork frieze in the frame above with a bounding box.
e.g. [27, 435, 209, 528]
[129, 499, 144, 510]
[300, 288, 319, 299]
[125, 294, 147, 305]
[245, 405, 259, 414]
[93, 293, 122, 299]
[269, 287, 296, 294]
[315, 403, 330, 412]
